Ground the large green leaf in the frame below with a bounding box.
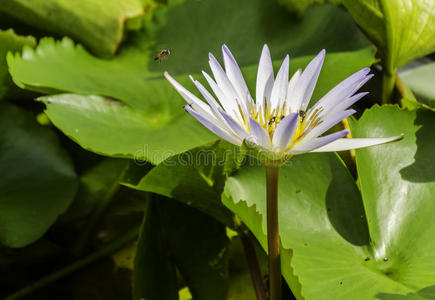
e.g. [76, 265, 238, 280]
[0, 102, 78, 247]
[37, 93, 216, 164]
[0, 29, 35, 99]
[280, 0, 435, 70]
[350, 105, 435, 294]
[345, 0, 435, 72]
[0, 0, 144, 57]
[134, 197, 229, 300]
[121, 140, 240, 226]
[379, 0, 435, 68]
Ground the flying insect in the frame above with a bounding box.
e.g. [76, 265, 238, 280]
[154, 49, 171, 63]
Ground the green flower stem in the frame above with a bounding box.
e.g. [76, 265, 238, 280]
[380, 0, 396, 105]
[266, 164, 281, 300]
[382, 70, 396, 105]
[240, 229, 266, 300]
[4, 227, 139, 300]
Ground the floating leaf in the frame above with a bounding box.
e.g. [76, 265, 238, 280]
[350, 105, 435, 292]
[37, 93, 216, 164]
[0, 29, 35, 99]
[0, 0, 144, 57]
[0, 102, 78, 247]
[121, 140, 240, 226]
[280, 0, 435, 69]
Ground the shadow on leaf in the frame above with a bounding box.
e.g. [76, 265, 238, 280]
[400, 110, 435, 183]
[325, 154, 370, 246]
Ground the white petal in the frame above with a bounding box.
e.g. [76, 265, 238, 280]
[256, 73, 274, 119]
[270, 55, 289, 110]
[256, 45, 274, 107]
[190, 75, 232, 128]
[190, 75, 221, 112]
[271, 113, 298, 152]
[301, 109, 356, 143]
[219, 108, 249, 140]
[288, 129, 349, 154]
[249, 117, 272, 149]
[286, 69, 302, 113]
[209, 53, 250, 118]
[209, 54, 239, 100]
[165, 72, 213, 116]
[185, 104, 242, 146]
[202, 71, 240, 119]
[292, 50, 325, 111]
[309, 136, 403, 152]
[222, 45, 251, 106]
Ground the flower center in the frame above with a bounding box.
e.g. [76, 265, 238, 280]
[242, 98, 324, 147]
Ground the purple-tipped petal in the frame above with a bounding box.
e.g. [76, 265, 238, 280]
[222, 45, 250, 106]
[271, 112, 298, 152]
[185, 104, 241, 146]
[219, 108, 249, 140]
[256, 45, 274, 107]
[270, 55, 289, 109]
[249, 117, 272, 149]
[314, 69, 372, 113]
[309, 135, 403, 152]
[288, 129, 349, 154]
[302, 109, 356, 143]
[323, 92, 369, 118]
[296, 49, 326, 111]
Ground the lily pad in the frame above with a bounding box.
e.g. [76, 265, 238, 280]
[0, 29, 35, 99]
[0, 0, 144, 57]
[0, 102, 78, 247]
[121, 140, 240, 226]
[350, 105, 435, 292]
[280, 0, 435, 70]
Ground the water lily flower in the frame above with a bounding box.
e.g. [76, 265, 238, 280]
[165, 44, 402, 300]
[164, 45, 400, 162]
